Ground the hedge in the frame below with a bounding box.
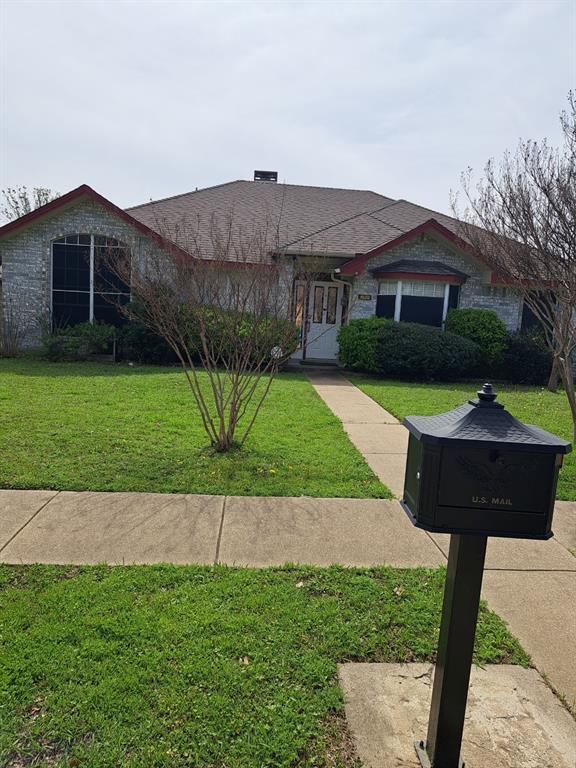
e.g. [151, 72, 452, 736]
[338, 318, 483, 380]
[374, 322, 483, 380]
[445, 308, 508, 367]
[337, 318, 392, 372]
[498, 330, 552, 385]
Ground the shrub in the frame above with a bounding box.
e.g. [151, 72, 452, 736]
[0, 298, 25, 357]
[338, 318, 392, 372]
[118, 312, 299, 368]
[374, 322, 483, 381]
[118, 322, 177, 365]
[445, 308, 508, 367]
[40, 322, 116, 361]
[184, 310, 300, 369]
[499, 330, 552, 385]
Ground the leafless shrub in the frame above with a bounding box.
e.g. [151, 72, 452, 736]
[0, 298, 26, 357]
[104, 212, 328, 452]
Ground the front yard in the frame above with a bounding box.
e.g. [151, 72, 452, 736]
[0, 564, 528, 768]
[0, 360, 388, 498]
[353, 378, 575, 501]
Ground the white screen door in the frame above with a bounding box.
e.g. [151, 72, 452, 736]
[305, 281, 343, 360]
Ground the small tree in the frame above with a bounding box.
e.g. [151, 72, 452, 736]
[105, 213, 325, 452]
[455, 93, 576, 442]
[1, 186, 60, 221]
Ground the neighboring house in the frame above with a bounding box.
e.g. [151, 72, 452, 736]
[0, 173, 534, 362]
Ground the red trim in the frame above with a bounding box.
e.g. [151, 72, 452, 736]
[339, 219, 483, 276]
[0, 184, 277, 270]
[373, 270, 465, 284]
[0, 184, 193, 261]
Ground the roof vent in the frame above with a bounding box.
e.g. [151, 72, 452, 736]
[254, 170, 278, 182]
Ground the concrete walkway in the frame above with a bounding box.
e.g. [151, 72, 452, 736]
[307, 370, 576, 708]
[1, 486, 575, 704]
[307, 372, 407, 496]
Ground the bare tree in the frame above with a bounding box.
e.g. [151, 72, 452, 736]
[105, 213, 327, 452]
[0, 297, 27, 357]
[455, 93, 576, 442]
[1, 186, 60, 221]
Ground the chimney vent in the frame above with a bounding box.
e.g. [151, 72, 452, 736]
[254, 170, 278, 182]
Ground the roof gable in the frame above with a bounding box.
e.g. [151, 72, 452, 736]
[338, 219, 484, 276]
[0, 184, 190, 260]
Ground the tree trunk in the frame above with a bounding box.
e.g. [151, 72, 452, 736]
[547, 357, 560, 392]
[558, 356, 576, 445]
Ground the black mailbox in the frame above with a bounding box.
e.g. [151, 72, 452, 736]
[401, 383, 571, 540]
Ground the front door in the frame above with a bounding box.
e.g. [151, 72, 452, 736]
[305, 281, 343, 360]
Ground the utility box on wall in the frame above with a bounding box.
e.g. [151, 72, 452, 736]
[401, 384, 571, 540]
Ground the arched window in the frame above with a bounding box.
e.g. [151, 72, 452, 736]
[51, 234, 130, 327]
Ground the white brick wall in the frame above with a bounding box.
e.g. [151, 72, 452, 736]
[348, 234, 523, 330]
[1, 199, 166, 346]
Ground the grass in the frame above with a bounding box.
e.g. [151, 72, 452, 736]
[352, 377, 575, 501]
[0, 564, 529, 768]
[0, 359, 388, 498]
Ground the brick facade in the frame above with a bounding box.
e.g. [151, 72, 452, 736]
[2, 207, 527, 352]
[348, 233, 523, 330]
[1, 199, 164, 346]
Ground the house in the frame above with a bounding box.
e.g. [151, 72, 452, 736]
[0, 172, 533, 362]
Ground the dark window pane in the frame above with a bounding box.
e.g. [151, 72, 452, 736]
[94, 293, 129, 326]
[53, 236, 65, 244]
[326, 286, 338, 325]
[448, 285, 460, 309]
[52, 242, 90, 290]
[400, 296, 444, 327]
[94, 247, 130, 293]
[65, 234, 78, 244]
[293, 283, 305, 330]
[78, 234, 91, 245]
[313, 285, 324, 323]
[52, 290, 89, 328]
[94, 235, 119, 247]
[376, 295, 395, 319]
[521, 302, 541, 330]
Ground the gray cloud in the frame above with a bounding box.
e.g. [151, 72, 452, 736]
[2, 0, 573, 214]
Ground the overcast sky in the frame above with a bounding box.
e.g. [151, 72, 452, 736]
[1, 0, 574, 214]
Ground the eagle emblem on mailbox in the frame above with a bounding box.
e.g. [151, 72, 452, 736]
[455, 454, 532, 496]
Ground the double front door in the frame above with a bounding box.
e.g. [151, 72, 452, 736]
[304, 280, 343, 360]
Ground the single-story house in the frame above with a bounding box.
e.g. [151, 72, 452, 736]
[0, 172, 536, 362]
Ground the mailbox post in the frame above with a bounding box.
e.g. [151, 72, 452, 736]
[401, 383, 571, 768]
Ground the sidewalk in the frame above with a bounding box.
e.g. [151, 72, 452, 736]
[306, 370, 576, 708]
[1, 484, 575, 704]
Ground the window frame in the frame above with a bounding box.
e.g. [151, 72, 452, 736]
[377, 279, 455, 327]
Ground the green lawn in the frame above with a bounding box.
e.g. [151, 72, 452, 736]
[0, 360, 388, 498]
[352, 377, 575, 501]
[0, 564, 528, 768]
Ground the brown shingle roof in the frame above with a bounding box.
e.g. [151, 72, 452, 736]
[126, 181, 479, 265]
[127, 180, 395, 261]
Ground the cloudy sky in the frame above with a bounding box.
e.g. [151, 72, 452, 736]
[1, 0, 574, 213]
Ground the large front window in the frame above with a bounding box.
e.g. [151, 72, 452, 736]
[376, 279, 460, 327]
[52, 234, 130, 327]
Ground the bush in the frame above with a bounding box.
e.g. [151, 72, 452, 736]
[184, 310, 300, 368]
[374, 322, 483, 381]
[118, 312, 300, 368]
[338, 318, 392, 372]
[445, 308, 508, 367]
[40, 322, 116, 361]
[499, 330, 552, 385]
[118, 322, 177, 365]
